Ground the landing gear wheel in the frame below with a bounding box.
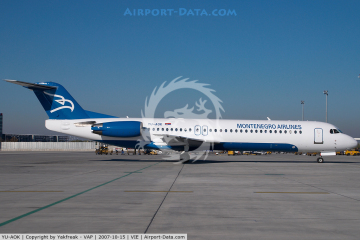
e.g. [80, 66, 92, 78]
[317, 157, 324, 163]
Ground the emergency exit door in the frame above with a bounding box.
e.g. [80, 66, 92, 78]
[314, 128, 323, 144]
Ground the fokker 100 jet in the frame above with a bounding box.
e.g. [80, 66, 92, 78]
[6, 80, 357, 163]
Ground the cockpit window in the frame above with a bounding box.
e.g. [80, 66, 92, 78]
[330, 128, 341, 134]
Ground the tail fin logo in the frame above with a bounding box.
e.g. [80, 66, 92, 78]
[45, 93, 75, 113]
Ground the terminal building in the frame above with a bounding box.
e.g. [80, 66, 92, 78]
[0, 113, 94, 151]
[2, 134, 71, 142]
[0, 113, 81, 142]
[0, 113, 3, 141]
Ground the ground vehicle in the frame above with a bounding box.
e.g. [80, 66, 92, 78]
[228, 151, 234, 156]
[145, 149, 157, 155]
[306, 152, 318, 156]
[95, 146, 109, 155]
[344, 150, 360, 156]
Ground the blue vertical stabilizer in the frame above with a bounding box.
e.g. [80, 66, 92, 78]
[32, 82, 90, 119]
[5, 80, 115, 119]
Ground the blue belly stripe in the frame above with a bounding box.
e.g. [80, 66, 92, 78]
[96, 140, 298, 152]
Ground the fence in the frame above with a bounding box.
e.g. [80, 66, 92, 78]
[0, 142, 96, 151]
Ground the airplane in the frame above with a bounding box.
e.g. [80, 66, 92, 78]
[5, 79, 358, 163]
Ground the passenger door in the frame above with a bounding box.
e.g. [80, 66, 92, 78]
[314, 128, 323, 144]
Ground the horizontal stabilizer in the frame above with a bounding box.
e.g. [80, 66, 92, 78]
[4, 79, 57, 90]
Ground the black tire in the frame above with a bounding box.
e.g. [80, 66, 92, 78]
[317, 157, 324, 163]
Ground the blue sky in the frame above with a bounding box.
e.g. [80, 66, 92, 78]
[1, 0, 360, 136]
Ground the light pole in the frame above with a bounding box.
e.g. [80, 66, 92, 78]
[301, 100, 304, 121]
[323, 90, 328, 123]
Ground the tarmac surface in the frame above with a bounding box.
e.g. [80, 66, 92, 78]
[0, 151, 360, 239]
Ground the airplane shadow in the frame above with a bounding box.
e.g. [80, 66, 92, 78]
[91, 159, 360, 164]
[91, 159, 168, 163]
[184, 160, 360, 164]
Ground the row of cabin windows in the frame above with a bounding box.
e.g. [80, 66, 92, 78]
[151, 127, 303, 134]
[152, 128, 192, 132]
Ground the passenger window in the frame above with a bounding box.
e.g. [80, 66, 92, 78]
[255, 130, 258, 133]
[240, 129, 243, 133]
[220, 129, 223, 132]
[162, 128, 164, 131]
[274, 130, 277, 133]
[269, 130, 272, 133]
[166, 128, 169, 131]
[214, 129, 217, 132]
[171, 128, 173, 131]
[209, 129, 212, 132]
[250, 130, 253, 133]
[279, 130, 282, 134]
[294, 130, 297, 134]
[180, 128, 182, 132]
[230, 129, 233, 133]
[245, 129, 248, 133]
[299, 130, 302, 134]
[157, 128, 159, 131]
[264, 130, 267, 133]
[235, 129, 238, 133]
[189, 128, 192, 132]
[225, 129, 227, 133]
[152, 128, 155, 131]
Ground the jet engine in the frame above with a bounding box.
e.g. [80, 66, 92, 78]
[91, 121, 142, 137]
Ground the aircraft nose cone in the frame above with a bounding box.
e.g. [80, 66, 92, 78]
[351, 137, 358, 149]
[346, 136, 358, 149]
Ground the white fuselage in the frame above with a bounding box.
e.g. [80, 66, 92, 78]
[45, 118, 357, 153]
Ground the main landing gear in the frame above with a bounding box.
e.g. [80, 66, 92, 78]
[317, 157, 324, 163]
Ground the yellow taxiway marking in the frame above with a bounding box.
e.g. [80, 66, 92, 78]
[255, 192, 329, 194]
[124, 191, 193, 193]
[0, 191, 64, 193]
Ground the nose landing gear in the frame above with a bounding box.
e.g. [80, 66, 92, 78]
[317, 157, 324, 163]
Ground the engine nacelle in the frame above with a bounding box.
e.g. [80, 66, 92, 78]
[91, 121, 142, 137]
